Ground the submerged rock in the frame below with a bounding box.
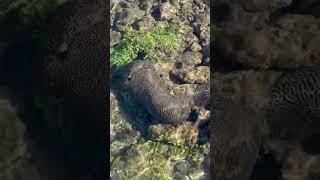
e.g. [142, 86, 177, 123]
[110, 92, 141, 162]
[212, 70, 282, 180]
[215, 13, 320, 69]
[264, 140, 320, 180]
[149, 122, 199, 147]
[111, 141, 209, 180]
[0, 96, 66, 180]
[0, 98, 28, 179]
[110, 0, 210, 178]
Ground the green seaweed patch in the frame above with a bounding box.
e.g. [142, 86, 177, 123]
[110, 26, 184, 72]
[111, 141, 173, 180]
[174, 143, 210, 163]
[147, 141, 173, 180]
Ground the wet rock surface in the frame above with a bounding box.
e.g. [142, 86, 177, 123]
[111, 140, 209, 180]
[110, 0, 210, 179]
[149, 122, 199, 147]
[215, 15, 320, 69]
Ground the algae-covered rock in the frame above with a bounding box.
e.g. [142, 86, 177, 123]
[112, 142, 171, 179]
[110, 0, 210, 179]
[149, 122, 199, 147]
[111, 141, 210, 180]
[111, 26, 183, 71]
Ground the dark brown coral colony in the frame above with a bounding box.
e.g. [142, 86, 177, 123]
[42, 0, 108, 123]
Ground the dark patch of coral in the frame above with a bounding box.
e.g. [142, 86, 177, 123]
[122, 60, 191, 124]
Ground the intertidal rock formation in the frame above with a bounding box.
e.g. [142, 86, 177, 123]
[211, 70, 282, 180]
[213, 1, 320, 179]
[215, 15, 320, 69]
[212, 68, 320, 180]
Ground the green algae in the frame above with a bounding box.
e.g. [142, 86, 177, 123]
[110, 26, 184, 72]
[111, 140, 209, 180]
